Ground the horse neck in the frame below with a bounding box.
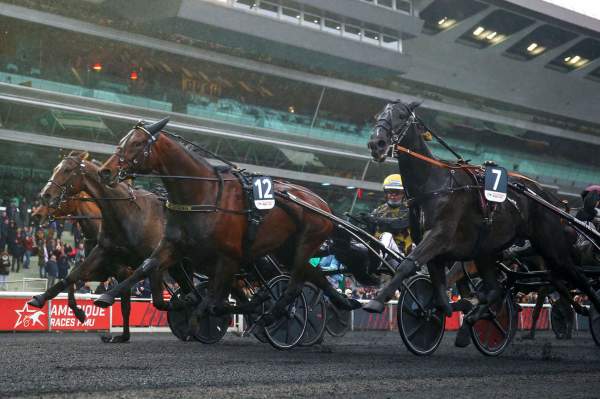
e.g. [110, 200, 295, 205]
[152, 134, 217, 203]
[75, 199, 101, 241]
[79, 168, 131, 227]
[397, 126, 447, 198]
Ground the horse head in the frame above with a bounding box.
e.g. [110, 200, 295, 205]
[99, 117, 169, 185]
[40, 151, 90, 209]
[367, 100, 422, 162]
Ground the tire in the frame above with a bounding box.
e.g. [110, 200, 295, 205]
[262, 275, 308, 350]
[167, 288, 197, 342]
[325, 301, 351, 337]
[469, 289, 516, 356]
[397, 274, 446, 356]
[299, 283, 327, 346]
[187, 284, 231, 344]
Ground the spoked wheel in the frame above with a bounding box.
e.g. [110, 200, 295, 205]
[588, 289, 600, 346]
[550, 300, 574, 340]
[469, 288, 517, 357]
[299, 283, 327, 346]
[189, 284, 231, 344]
[262, 275, 308, 350]
[325, 300, 351, 337]
[397, 274, 446, 356]
[167, 288, 197, 342]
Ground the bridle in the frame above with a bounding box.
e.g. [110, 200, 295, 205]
[116, 122, 156, 181]
[45, 156, 86, 207]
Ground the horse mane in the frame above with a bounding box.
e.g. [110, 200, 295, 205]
[162, 131, 226, 171]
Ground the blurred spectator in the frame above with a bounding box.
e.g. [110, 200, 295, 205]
[0, 251, 9, 290]
[73, 242, 85, 266]
[76, 283, 92, 294]
[10, 227, 25, 273]
[19, 198, 29, 227]
[45, 254, 58, 288]
[94, 278, 115, 295]
[133, 278, 151, 298]
[0, 217, 8, 252]
[55, 242, 69, 279]
[22, 226, 34, 270]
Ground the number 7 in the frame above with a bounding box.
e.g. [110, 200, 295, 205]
[492, 169, 502, 191]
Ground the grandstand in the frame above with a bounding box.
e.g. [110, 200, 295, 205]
[0, 0, 599, 212]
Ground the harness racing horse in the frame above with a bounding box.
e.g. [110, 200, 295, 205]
[32, 151, 177, 343]
[31, 191, 102, 254]
[363, 100, 600, 324]
[29, 191, 103, 327]
[94, 119, 359, 326]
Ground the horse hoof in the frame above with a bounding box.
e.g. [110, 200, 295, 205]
[454, 326, 471, 348]
[101, 334, 130, 344]
[28, 295, 45, 308]
[74, 308, 87, 324]
[363, 300, 385, 314]
[94, 294, 115, 308]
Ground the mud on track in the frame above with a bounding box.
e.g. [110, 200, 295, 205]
[1, 330, 600, 398]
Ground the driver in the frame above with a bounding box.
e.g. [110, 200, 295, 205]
[366, 174, 412, 257]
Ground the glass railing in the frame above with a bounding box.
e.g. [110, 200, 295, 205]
[0, 72, 172, 112]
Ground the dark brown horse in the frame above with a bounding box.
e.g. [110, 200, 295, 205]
[32, 151, 172, 343]
[29, 190, 103, 328]
[364, 100, 600, 323]
[95, 119, 358, 325]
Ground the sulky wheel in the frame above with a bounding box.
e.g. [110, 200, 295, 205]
[588, 289, 600, 346]
[167, 288, 197, 342]
[188, 284, 231, 344]
[325, 300, 351, 337]
[469, 288, 517, 356]
[397, 274, 446, 356]
[262, 274, 308, 350]
[299, 283, 327, 346]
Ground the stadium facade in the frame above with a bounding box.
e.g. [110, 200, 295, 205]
[0, 0, 599, 212]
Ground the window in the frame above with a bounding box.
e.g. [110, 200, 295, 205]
[344, 25, 361, 41]
[302, 13, 321, 29]
[281, 7, 301, 23]
[363, 30, 380, 45]
[233, 0, 255, 10]
[323, 19, 342, 35]
[382, 35, 399, 50]
[257, 1, 278, 16]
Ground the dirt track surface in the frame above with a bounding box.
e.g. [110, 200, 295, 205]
[1, 330, 600, 398]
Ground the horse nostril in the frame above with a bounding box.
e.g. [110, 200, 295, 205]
[41, 193, 51, 206]
[377, 140, 387, 149]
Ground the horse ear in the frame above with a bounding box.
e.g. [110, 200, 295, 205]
[145, 117, 169, 138]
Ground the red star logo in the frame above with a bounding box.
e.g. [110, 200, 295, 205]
[14, 303, 45, 328]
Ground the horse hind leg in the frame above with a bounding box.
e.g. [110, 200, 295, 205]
[464, 256, 502, 324]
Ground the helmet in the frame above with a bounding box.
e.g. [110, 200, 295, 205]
[382, 174, 404, 191]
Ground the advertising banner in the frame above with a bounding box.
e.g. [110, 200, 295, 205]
[49, 298, 110, 331]
[0, 298, 49, 331]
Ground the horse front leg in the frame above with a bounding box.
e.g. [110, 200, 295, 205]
[522, 286, 548, 340]
[364, 229, 449, 313]
[28, 246, 108, 313]
[428, 260, 453, 317]
[94, 240, 178, 308]
[101, 267, 134, 344]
